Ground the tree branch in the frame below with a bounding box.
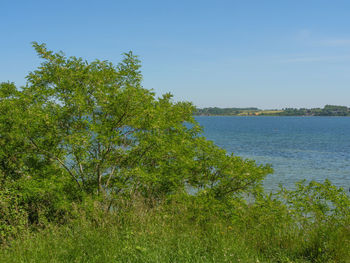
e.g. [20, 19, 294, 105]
[28, 137, 82, 190]
[105, 166, 116, 189]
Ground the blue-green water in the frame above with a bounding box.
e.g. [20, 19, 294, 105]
[196, 116, 350, 192]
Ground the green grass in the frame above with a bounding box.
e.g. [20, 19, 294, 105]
[1, 197, 349, 263]
[0, 208, 257, 262]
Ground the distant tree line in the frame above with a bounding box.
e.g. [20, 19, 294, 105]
[195, 105, 350, 116]
[273, 105, 350, 116]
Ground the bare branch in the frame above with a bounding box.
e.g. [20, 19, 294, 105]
[105, 166, 116, 189]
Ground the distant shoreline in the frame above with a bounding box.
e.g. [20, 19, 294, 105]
[194, 105, 350, 117]
[195, 114, 350, 117]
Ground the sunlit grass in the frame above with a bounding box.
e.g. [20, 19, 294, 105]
[1, 194, 349, 263]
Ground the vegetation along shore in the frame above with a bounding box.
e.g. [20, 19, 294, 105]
[1, 44, 349, 262]
[195, 105, 350, 116]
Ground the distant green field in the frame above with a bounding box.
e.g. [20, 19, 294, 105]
[237, 110, 283, 116]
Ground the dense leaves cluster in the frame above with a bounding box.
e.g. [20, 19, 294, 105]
[0, 43, 271, 232]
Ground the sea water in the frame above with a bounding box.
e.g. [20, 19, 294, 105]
[196, 116, 350, 192]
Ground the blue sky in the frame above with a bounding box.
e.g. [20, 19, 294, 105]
[1, 0, 350, 109]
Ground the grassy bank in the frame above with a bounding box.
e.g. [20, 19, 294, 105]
[1, 187, 350, 263]
[0, 204, 257, 263]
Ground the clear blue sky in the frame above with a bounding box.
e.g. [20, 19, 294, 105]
[1, 0, 350, 109]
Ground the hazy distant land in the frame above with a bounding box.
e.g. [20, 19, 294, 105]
[195, 105, 350, 116]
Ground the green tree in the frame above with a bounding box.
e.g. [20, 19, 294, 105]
[0, 43, 272, 215]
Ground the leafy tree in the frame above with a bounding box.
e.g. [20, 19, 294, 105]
[0, 43, 272, 215]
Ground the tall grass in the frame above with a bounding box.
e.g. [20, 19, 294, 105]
[1, 192, 349, 263]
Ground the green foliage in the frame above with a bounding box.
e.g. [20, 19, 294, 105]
[280, 179, 350, 225]
[1, 184, 349, 262]
[278, 180, 350, 262]
[1, 43, 349, 261]
[0, 43, 271, 231]
[0, 186, 28, 244]
[270, 105, 350, 116]
[0, 199, 258, 263]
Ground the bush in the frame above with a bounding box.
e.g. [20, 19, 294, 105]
[0, 186, 28, 244]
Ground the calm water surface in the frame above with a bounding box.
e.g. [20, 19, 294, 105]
[196, 116, 350, 191]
